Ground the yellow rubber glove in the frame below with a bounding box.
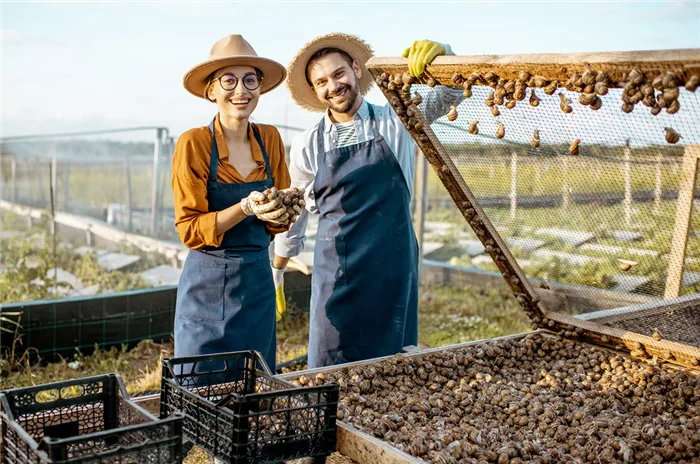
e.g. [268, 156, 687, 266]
[272, 266, 286, 321]
[402, 40, 452, 78]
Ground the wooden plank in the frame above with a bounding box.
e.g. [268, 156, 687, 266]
[665, 145, 700, 298]
[336, 422, 419, 464]
[367, 49, 700, 85]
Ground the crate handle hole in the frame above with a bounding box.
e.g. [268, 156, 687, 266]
[60, 385, 85, 399]
[36, 389, 60, 403]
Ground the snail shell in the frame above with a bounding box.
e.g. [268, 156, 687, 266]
[595, 71, 608, 83]
[559, 93, 573, 113]
[666, 100, 680, 114]
[495, 122, 505, 139]
[578, 93, 596, 106]
[568, 139, 580, 156]
[451, 73, 464, 85]
[582, 69, 597, 86]
[463, 87, 472, 98]
[533, 76, 548, 87]
[402, 72, 413, 85]
[664, 127, 680, 144]
[495, 86, 507, 99]
[529, 89, 541, 107]
[393, 74, 403, 85]
[590, 96, 602, 110]
[514, 88, 526, 101]
[505, 100, 516, 109]
[617, 258, 638, 272]
[467, 72, 480, 84]
[402, 83, 411, 94]
[491, 106, 500, 117]
[412, 93, 423, 105]
[594, 81, 609, 95]
[663, 87, 679, 102]
[447, 105, 458, 122]
[652, 75, 664, 90]
[650, 106, 662, 116]
[519, 71, 531, 82]
[642, 94, 656, 108]
[387, 82, 396, 91]
[504, 80, 516, 93]
[656, 94, 668, 108]
[629, 91, 643, 104]
[662, 72, 677, 89]
[629, 67, 644, 86]
[621, 102, 634, 113]
[427, 77, 437, 88]
[468, 120, 479, 135]
[484, 71, 497, 83]
[530, 129, 540, 148]
[544, 81, 558, 95]
[414, 121, 424, 131]
[685, 75, 699, 92]
[641, 84, 655, 97]
[495, 94, 505, 106]
[485, 91, 495, 107]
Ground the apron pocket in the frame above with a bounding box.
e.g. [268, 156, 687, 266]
[177, 255, 226, 321]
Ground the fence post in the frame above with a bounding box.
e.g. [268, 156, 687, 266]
[623, 141, 632, 227]
[51, 156, 58, 211]
[150, 128, 163, 236]
[664, 145, 699, 299]
[63, 160, 71, 211]
[413, 147, 428, 275]
[654, 152, 663, 215]
[510, 151, 518, 219]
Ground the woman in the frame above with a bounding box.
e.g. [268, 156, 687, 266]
[172, 34, 290, 371]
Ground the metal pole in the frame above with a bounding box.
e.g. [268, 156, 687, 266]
[150, 128, 163, 236]
[654, 152, 663, 215]
[11, 157, 17, 202]
[49, 160, 57, 281]
[125, 154, 133, 233]
[510, 151, 518, 220]
[63, 161, 71, 211]
[623, 141, 632, 227]
[51, 156, 58, 210]
[562, 155, 570, 211]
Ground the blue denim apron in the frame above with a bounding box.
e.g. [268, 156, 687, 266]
[174, 118, 276, 370]
[308, 104, 419, 368]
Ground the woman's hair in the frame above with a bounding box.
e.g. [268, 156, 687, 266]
[205, 67, 264, 103]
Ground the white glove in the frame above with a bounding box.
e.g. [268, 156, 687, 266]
[272, 266, 286, 321]
[240, 189, 290, 225]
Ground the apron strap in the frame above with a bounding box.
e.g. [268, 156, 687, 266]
[208, 118, 220, 181]
[208, 118, 274, 183]
[251, 124, 274, 181]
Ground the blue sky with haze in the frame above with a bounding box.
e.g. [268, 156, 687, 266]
[2, 1, 699, 143]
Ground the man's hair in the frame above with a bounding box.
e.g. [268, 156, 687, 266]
[305, 48, 354, 87]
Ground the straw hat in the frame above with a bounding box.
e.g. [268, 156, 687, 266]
[287, 33, 374, 112]
[183, 34, 287, 99]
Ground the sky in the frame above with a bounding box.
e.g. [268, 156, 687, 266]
[1, 1, 699, 145]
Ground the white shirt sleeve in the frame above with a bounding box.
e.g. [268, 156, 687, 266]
[273, 133, 317, 258]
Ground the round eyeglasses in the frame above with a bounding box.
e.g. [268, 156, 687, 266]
[212, 73, 262, 92]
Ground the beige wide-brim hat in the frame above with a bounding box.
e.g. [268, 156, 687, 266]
[183, 34, 287, 99]
[287, 33, 374, 112]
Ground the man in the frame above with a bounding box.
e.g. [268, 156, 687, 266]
[273, 34, 460, 368]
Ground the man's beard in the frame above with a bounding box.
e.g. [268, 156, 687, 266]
[325, 83, 361, 114]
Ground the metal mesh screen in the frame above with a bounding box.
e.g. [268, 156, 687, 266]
[368, 51, 700, 368]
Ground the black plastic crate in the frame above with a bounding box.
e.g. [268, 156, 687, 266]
[160, 351, 338, 463]
[0, 374, 184, 464]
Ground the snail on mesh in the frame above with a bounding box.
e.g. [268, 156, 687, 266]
[578, 93, 596, 106]
[463, 82, 473, 98]
[621, 102, 635, 113]
[664, 127, 681, 144]
[543, 80, 559, 95]
[629, 67, 645, 86]
[559, 93, 573, 113]
[530, 129, 540, 148]
[485, 91, 496, 107]
[495, 122, 505, 139]
[590, 96, 602, 111]
[617, 258, 638, 272]
[686, 75, 699, 92]
[666, 100, 680, 114]
[451, 73, 464, 85]
[491, 106, 500, 117]
[529, 89, 541, 107]
[427, 77, 437, 88]
[411, 93, 423, 106]
[447, 105, 458, 122]
[568, 139, 580, 156]
[505, 100, 516, 110]
[468, 120, 479, 135]
[594, 81, 609, 96]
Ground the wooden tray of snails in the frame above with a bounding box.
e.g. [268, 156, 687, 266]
[281, 331, 699, 464]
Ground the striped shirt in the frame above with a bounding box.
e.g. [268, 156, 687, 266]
[334, 121, 359, 147]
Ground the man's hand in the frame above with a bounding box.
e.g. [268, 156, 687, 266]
[402, 40, 452, 77]
[272, 265, 286, 321]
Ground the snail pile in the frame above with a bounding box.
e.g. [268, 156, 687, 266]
[295, 333, 700, 464]
[254, 187, 305, 226]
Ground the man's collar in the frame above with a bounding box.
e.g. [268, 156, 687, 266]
[323, 98, 369, 133]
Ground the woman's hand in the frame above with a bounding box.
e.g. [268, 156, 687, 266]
[240, 188, 290, 224]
